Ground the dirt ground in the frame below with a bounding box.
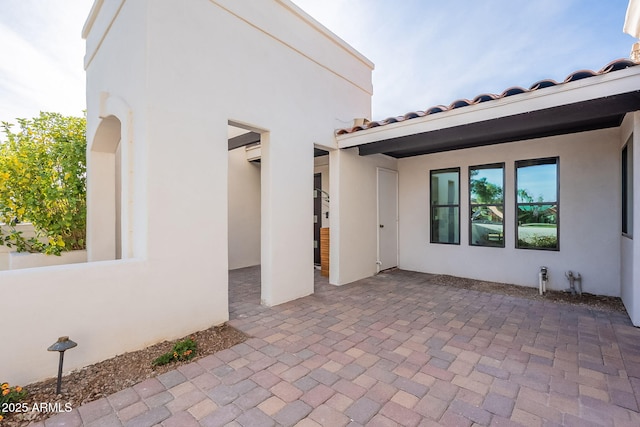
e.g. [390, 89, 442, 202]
[2, 275, 627, 426]
[428, 274, 627, 313]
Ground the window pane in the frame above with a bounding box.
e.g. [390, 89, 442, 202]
[431, 170, 459, 205]
[471, 205, 504, 247]
[431, 206, 459, 244]
[517, 162, 557, 203]
[470, 167, 503, 204]
[623, 140, 633, 236]
[517, 204, 558, 249]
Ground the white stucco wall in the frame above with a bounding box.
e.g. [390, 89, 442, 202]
[398, 127, 622, 296]
[0, 1, 187, 387]
[2, 0, 373, 385]
[5, 250, 87, 270]
[142, 0, 372, 306]
[331, 148, 397, 285]
[620, 112, 640, 325]
[228, 147, 261, 270]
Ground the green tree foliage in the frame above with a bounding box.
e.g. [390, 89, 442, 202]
[470, 177, 503, 204]
[470, 170, 503, 204]
[517, 188, 534, 203]
[0, 112, 86, 255]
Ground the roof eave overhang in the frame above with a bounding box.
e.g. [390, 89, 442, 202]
[337, 66, 640, 158]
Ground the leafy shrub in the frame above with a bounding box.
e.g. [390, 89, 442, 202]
[518, 235, 558, 249]
[152, 338, 197, 366]
[1, 382, 27, 418]
[0, 112, 86, 255]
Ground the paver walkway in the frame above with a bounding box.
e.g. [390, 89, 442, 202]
[38, 267, 640, 426]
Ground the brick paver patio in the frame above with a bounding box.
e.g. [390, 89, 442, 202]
[37, 267, 640, 426]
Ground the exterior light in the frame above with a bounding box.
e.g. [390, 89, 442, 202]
[47, 336, 77, 395]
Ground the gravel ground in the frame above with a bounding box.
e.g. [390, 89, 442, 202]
[2, 324, 247, 426]
[428, 274, 627, 313]
[2, 275, 627, 426]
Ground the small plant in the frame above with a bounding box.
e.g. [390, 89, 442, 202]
[1, 382, 28, 419]
[518, 235, 558, 249]
[152, 338, 197, 366]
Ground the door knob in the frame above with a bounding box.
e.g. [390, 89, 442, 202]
[379, 224, 384, 228]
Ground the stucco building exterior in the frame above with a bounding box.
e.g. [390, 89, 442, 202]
[2, 0, 640, 386]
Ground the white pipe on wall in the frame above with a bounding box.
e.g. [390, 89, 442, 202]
[539, 266, 548, 295]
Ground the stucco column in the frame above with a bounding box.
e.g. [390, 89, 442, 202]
[330, 148, 393, 286]
[329, 148, 342, 285]
[260, 131, 314, 306]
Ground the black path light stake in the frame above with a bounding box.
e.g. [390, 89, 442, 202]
[47, 336, 77, 395]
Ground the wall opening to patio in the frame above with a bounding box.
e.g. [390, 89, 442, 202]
[228, 123, 261, 271]
[88, 114, 123, 261]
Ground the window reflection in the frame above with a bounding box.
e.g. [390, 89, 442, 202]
[431, 170, 459, 205]
[516, 161, 557, 203]
[516, 158, 558, 250]
[431, 169, 460, 244]
[470, 167, 503, 204]
[470, 165, 504, 247]
[432, 207, 460, 244]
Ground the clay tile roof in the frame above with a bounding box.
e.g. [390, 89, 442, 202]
[500, 86, 528, 97]
[472, 93, 498, 103]
[449, 99, 473, 109]
[336, 58, 638, 136]
[426, 105, 447, 114]
[403, 111, 424, 119]
[528, 79, 558, 90]
[564, 69, 598, 82]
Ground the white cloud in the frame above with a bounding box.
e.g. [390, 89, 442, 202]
[294, 0, 635, 120]
[0, 0, 635, 126]
[0, 0, 92, 123]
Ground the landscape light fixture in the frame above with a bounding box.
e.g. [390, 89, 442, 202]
[47, 336, 77, 395]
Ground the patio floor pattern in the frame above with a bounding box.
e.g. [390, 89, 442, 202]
[38, 266, 640, 426]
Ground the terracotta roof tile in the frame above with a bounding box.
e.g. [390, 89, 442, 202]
[528, 79, 558, 90]
[501, 86, 527, 97]
[564, 69, 598, 82]
[472, 94, 498, 103]
[336, 58, 638, 136]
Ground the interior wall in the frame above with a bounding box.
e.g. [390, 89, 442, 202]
[228, 146, 261, 269]
[87, 117, 120, 262]
[115, 141, 122, 260]
[398, 127, 622, 296]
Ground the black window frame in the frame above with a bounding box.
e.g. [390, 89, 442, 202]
[623, 137, 633, 238]
[469, 163, 505, 248]
[430, 167, 461, 245]
[515, 157, 559, 251]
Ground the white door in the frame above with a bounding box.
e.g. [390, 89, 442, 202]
[377, 168, 398, 272]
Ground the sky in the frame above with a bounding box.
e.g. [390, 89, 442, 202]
[0, 0, 93, 124]
[0, 0, 636, 127]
